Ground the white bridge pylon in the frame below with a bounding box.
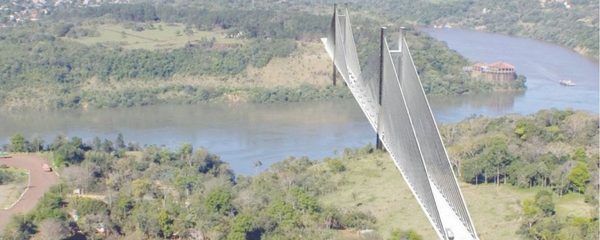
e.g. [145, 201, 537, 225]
[321, 7, 479, 240]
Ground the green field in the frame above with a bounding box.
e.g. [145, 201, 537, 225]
[317, 152, 594, 239]
[0, 167, 29, 209]
[68, 23, 244, 49]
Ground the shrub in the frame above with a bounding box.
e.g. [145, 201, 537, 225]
[0, 169, 16, 184]
[205, 187, 233, 214]
[70, 198, 107, 216]
[339, 210, 376, 229]
[326, 159, 346, 173]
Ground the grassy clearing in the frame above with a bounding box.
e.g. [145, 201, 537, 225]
[244, 42, 331, 87]
[317, 152, 594, 239]
[555, 193, 596, 218]
[68, 23, 243, 49]
[318, 152, 438, 239]
[0, 167, 29, 209]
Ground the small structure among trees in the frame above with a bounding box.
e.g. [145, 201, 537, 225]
[465, 61, 517, 82]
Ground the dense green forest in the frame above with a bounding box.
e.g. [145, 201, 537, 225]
[443, 109, 598, 198]
[441, 109, 599, 239]
[0, 2, 526, 110]
[381, 0, 600, 61]
[1, 109, 597, 239]
[173, 0, 598, 61]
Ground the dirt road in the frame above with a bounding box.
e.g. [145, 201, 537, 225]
[0, 154, 58, 231]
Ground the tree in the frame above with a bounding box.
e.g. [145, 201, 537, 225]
[102, 139, 113, 153]
[92, 137, 102, 151]
[227, 214, 253, 240]
[521, 190, 562, 238]
[534, 190, 555, 216]
[573, 147, 587, 162]
[9, 134, 27, 152]
[514, 120, 536, 140]
[132, 202, 161, 237]
[568, 162, 590, 193]
[30, 136, 44, 152]
[49, 135, 67, 151]
[38, 219, 69, 240]
[291, 188, 319, 214]
[78, 213, 109, 237]
[63, 166, 90, 194]
[131, 178, 151, 200]
[179, 143, 193, 167]
[521, 199, 541, 230]
[204, 187, 233, 214]
[481, 135, 512, 185]
[70, 137, 84, 150]
[195, 150, 227, 175]
[4, 214, 36, 239]
[116, 133, 126, 150]
[54, 141, 85, 165]
[552, 161, 576, 195]
[158, 209, 174, 238]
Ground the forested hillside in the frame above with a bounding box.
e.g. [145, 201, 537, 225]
[367, 0, 599, 60]
[442, 109, 599, 239]
[382, 0, 599, 61]
[178, 0, 598, 61]
[0, 2, 525, 110]
[442, 109, 598, 198]
[1, 109, 597, 239]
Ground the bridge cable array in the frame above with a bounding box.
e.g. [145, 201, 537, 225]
[321, 6, 479, 240]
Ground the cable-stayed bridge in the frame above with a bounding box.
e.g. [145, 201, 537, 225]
[321, 7, 479, 240]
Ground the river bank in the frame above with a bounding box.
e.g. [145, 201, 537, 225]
[1, 28, 598, 175]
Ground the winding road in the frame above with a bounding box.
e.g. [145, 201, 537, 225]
[0, 154, 58, 231]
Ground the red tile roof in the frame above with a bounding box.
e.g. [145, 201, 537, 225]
[489, 61, 514, 69]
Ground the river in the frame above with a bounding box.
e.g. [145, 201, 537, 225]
[424, 28, 598, 122]
[1, 29, 597, 175]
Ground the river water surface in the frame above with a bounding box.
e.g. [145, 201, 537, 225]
[424, 28, 598, 122]
[1, 29, 597, 175]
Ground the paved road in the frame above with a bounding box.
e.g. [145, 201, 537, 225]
[0, 154, 58, 231]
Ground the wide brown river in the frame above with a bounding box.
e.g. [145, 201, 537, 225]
[1, 29, 597, 175]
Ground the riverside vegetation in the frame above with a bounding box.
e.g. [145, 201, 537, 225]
[359, 0, 599, 61]
[1, 109, 597, 239]
[0, 2, 526, 110]
[173, 0, 598, 61]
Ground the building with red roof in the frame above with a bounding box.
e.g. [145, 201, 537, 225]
[465, 61, 516, 82]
